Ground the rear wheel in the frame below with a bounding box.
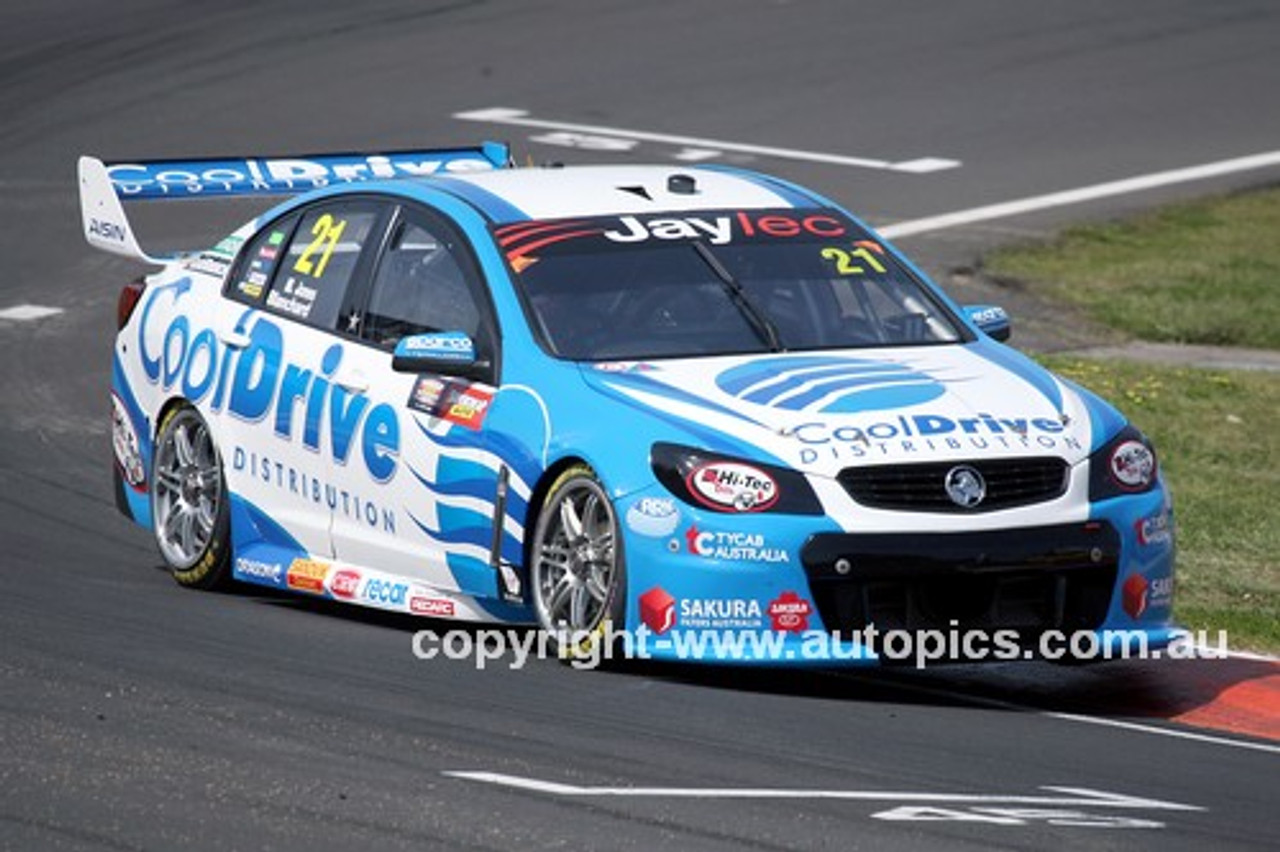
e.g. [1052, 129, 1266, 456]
[530, 465, 626, 663]
[151, 405, 231, 589]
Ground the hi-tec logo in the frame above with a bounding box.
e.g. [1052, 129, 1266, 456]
[717, 356, 945, 414]
[686, 461, 778, 512]
[138, 281, 399, 481]
[108, 152, 498, 198]
[602, 211, 845, 245]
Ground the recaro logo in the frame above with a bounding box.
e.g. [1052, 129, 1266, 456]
[715, 356, 945, 414]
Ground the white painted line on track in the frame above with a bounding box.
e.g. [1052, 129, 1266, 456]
[1201, 645, 1280, 663]
[0, 304, 63, 321]
[879, 150, 1280, 238]
[1043, 712, 1280, 756]
[832, 671, 1280, 756]
[443, 771, 1201, 811]
[454, 107, 961, 173]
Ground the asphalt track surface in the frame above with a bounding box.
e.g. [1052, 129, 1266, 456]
[2, 2, 1278, 850]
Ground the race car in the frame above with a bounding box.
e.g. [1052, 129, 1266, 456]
[82, 142, 1178, 664]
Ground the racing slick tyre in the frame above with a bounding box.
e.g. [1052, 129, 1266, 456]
[150, 405, 232, 589]
[530, 464, 627, 667]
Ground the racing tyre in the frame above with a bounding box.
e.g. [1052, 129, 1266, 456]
[151, 405, 231, 589]
[530, 465, 626, 665]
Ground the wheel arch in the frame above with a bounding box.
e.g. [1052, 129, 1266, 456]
[153, 394, 193, 441]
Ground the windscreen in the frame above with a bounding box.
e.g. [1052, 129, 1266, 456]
[495, 208, 966, 361]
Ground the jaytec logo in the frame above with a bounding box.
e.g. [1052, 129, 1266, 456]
[716, 356, 946, 414]
[602, 211, 845, 245]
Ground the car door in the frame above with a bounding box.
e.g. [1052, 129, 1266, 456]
[327, 203, 506, 603]
[216, 197, 391, 562]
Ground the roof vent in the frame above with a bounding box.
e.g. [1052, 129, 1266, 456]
[668, 174, 697, 195]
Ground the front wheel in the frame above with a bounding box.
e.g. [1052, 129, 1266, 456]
[151, 405, 231, 589]
[530, 465, 626, 660]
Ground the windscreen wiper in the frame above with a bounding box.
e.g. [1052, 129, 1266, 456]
[691, 241, 783, 352]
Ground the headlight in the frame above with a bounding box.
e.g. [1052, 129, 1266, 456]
[1088, 425, 1158, 501]
[651, 442, 824, 515]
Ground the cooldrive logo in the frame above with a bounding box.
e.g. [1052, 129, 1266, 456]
[716, 357, 946, 414]
[108, 152, 498, 198]
[793, 412, 1081, 464]
[136, 281, 399, 483]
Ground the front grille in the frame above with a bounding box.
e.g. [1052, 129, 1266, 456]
[838, 457, 1069, 513]
[802, 522, 1119, 638]
[813, 566, 1117, 637]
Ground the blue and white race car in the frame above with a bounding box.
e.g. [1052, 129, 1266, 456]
[82, 142, 1177, 664]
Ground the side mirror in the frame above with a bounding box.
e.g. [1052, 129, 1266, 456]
[965, 304, 1011, 342]
[392, 331, 490, 379]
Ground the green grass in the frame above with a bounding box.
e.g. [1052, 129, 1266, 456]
[977, 188, 1280, 649]
[1037, 358, 1279, 653]
[987, 186, 1280, 349]
[983, 186, 1280, 653]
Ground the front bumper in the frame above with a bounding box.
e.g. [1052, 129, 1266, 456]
[619, 482, 1176, 666]
[801, 522, 1119, 636]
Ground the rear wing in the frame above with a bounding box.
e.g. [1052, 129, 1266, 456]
[78, 142, 511, 265]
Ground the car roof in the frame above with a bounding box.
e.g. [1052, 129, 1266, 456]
[428, 164, 819, 221]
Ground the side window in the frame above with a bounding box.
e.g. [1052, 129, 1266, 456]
[228, 215, 299, 305]
[362, 212, 484, 348]
[262, 202, 382, 330]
